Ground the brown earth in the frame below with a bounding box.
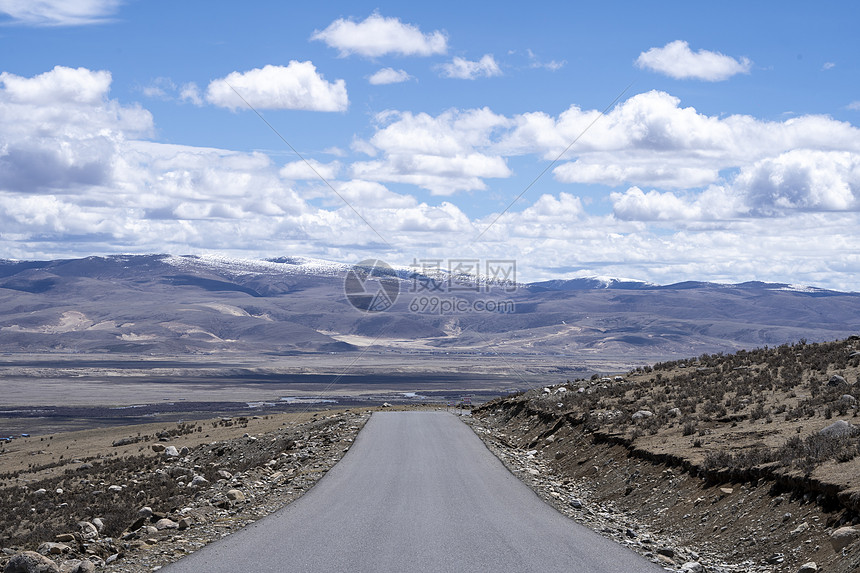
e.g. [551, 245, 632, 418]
[469, 337, 860, 573]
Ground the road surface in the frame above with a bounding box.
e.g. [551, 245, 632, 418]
[163, 411, 662, 572]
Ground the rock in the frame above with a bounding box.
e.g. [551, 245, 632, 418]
[226, 489, 245, 501]
[77, 463, 93, 471]
[216, 469, 233, 480]
[798, 562, 818, 573]
[78, 521, 98, 539]
[269, 471, 284, 482]
[33, 489, 47, 496]
[37, 542, 69, 556]
[668, 407, 681, 417]
[151, 444, 165, 453]
[177, 517, 193, 530]
[138, 506, 153, 519]
[720, 487, 734, 495]
[820, 420, 856, 438]
[766, 553, 785, 564]
[107, 485, 122, 493]
[154, 518, 179, 530]
[841, 394, 856, 404]
[3, 551, 60, 573]
[830, 526, 860, 552]
[657, 547, 675, 558]
[569, 498, 583, 509]
[104, 554, 119, 564]
[790, 522, 810, 536]
[163, 446, 179, 457]
[381, 402, 392, 407]
[680, 562, 703, 573]
[632, 410, 653, 420]
[54, 534, 75, 543]
[828, 374, 847, 386]
[58, 560, 95, 573]
[188, 475, 210, 488]
[179, 446, 190, 456]
[91, 518, 104, 533]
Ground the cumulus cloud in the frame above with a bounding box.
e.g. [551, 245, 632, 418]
[0, 65, 112, 104]
[636, 40, 752, 81]
[438, 55, 502, 79]
[311, 13, 447, 57]
[206, 62, 348, 112]
[350, 107, 512, 195]
[0, 0, 122, 26]
[279, 159, 341, 181]
[179, 82, 203, 106]
[368, 68, 413, 85]
[849, 101, 860, 111]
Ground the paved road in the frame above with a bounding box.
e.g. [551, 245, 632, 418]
[163, 412, 662, 572]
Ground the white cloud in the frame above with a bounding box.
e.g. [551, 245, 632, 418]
[735, 150, 860, 214]
[0, 0, 122, 26]
[311, 13, 447, 58]
[206, 62, 348, 112]
[823, 62, 836, 70]
[279, 159, 341, 181]
[0, 65, 112, 104]
[636, 40, 752, 81]
[368, 68, 413, 85]
[350, 107, 512, 195]
[179, 82, 203, 106]
[439, 55, 502, 80]
[849, 101, 860, 111]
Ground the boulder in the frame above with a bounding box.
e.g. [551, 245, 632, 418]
[3, 551, 60, 573]
[151, 444, 165, 453]
[91, 518, 104, 533]
[216, 469, 233, 480]
[798, 562, 818, 573]
[137, 506, 153, 519]
[78, 522, 98, 539]
[668, 407, 681, 417]
[226, 489, 245, 501]
[632, 410, 653, 420]
[163, 446, 179, 457]
[830, 526, 860, 552]
[680, 563, 703, 573]
[828, 375, 847, 387]
[820, 420, 856, 438]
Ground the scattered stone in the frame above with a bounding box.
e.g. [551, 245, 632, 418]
[841, 394, 857, 404]
[91, 518, 104, 533]
[632, 410, 653, 420]
[657, 547, 675, 558]
[54, 534, 74, 543]
[188, 475, 210, 488]
[719, 487, 733, 495]
[138, 506, 153, 519]
[226, 489, 245, 501]
[828, 374, 847, 387]
[790, 522, 810, 536]
[37, 542, 69, 556]
[58, 559, 95, 573]
[33, 489, 47, 496]
[177, 517, 193, 530]
[3, 551, 60, 573]
[107, 485, 123, 493]
[830, 526, 860, 552]
[381, 403, 392, 408]
[569, 498, 583, 509]
[163, 446, 179, 457]
[680, 562, 703, 573]
[766, 552, 785, 564]
[668, 407, 681, 417]
[217, 469, 233, 480]
[798, 562, 818, 573]
[154, 518, 179, 530]
[151, 444, 165, 453]
[179, 446, 190, 456]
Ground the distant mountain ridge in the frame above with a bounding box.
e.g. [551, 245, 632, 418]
[0, 254, 857, 359]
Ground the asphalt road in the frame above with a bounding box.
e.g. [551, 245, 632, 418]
[162, 411, 662, 572]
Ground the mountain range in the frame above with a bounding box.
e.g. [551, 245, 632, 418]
[0, 254, 858, 362]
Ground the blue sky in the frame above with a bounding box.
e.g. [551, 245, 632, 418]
[1, 1, 859, 288]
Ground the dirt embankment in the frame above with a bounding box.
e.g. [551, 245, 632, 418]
[469, 341, 860, 573]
